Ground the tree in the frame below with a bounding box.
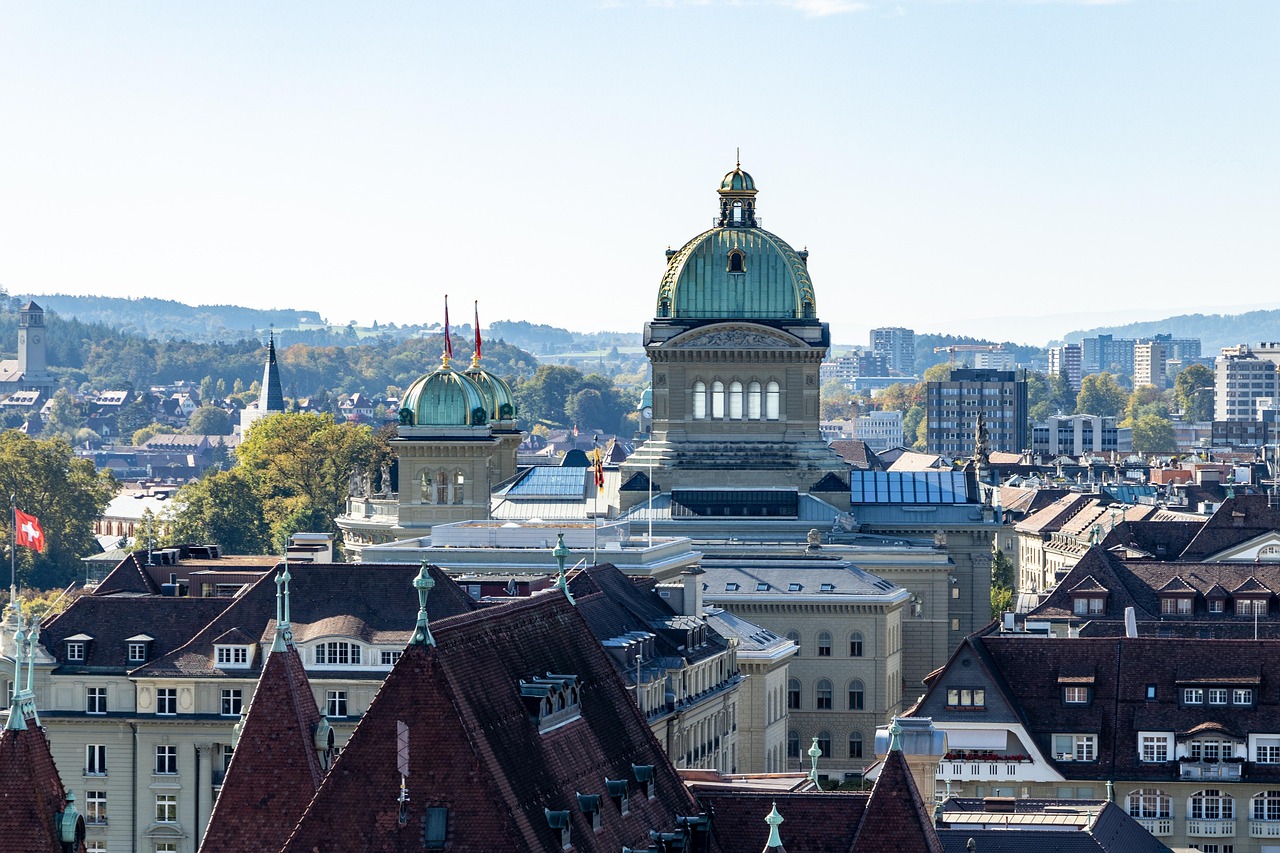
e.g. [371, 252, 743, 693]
[133, 422, 178, 446]
[1076, 373, 1128, 418]
[902, 405, 925, 450]
[187, 406, 232, 436]
[921, 362, 952, 384]
[1124, 385, 1168, 426]
[820, 380, 856, 421]
[990, 546, 1015, 619]
[0, 432, 115, 589]
[1173, 363, 1215, 421]
[40, 389, 86, 443]
[1132, 413, 1177, 453]
[199, 375, 216, 403]
[164, 469, 270, 554]
[514, 365, 586, 426]
[235, 412, 386, 549]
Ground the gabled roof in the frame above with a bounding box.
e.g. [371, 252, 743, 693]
[200, 645, 324, 853]
[1156, 576, 1195, 594]
[1066, 575, 1109, 595]
[1096, 519, 1204, 561]
[0, 718, 82, 853]
[829, 439, 883, 471]
[1180, 495, 1280, 561]
[132, 564, 477, 678]
[95, 552, 162, 595]
[41, 595, 232, 673]
[850, 748, 944, 853]
[1231, 575, 1272, 595]
[280, 593, 699, 852]
[1015, 493, 1094, 535]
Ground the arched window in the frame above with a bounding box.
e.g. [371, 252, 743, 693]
[1189, 789, 1234, 820]
[765, 381, 780, 420]
[786, 631, 800, 655]
[728, 250, 745, 273]
[747, 381, 762, 419]
[453, 470, 465, 504]
[817, 632, 831, 657]
[711, 381, 725, 419]
[786, 730, 800, 759]
[816, 731, 831, 760]
[1261, 545, 1280, 560]
[728, 381, 743, 419]
[436, 469, 449, 504]
[816, 680, 833, 710]
[1127, 789, 1172, 819]
[849, 731, 864, 759]
[420, 470, 433, 504]
[692, 381, 706, 420]
[1253, 790, 1280, 822]
[849, 632, 864, 657]
[787, 678, 801, 710]
[848, 680, 865, 711]
[732, 201, 743, 224]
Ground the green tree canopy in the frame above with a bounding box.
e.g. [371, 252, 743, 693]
[187, 406, 232, 436]
[0, 432, 115, 589]
[1173, 363, 1215, 421]
[1076, 373, 1128, 418]
[1132, 413, 1177, 453]
[164, 469, 269, 554]
[1124, 385, 1169, 426]
[133, 422, 178, 446]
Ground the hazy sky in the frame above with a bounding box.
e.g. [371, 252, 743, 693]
[1, 1, 1276, 346]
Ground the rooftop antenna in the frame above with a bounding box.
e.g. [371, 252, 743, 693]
[396, 720, 410, 825]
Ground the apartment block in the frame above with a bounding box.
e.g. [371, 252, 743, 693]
[926, 368, 1028, 457]
[1048, 344, 1083, 392]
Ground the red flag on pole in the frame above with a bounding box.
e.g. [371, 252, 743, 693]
[15, 508, 45, 553]
[443, 295, 453, 362]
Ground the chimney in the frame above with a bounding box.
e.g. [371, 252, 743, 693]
[681, 566, 706, 617]
[1124, 607, 1138, 639]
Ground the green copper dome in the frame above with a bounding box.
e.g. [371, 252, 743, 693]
[400, 363, 489, 428]
[464, 361, 518, 424]
[656, 167, 816, 321]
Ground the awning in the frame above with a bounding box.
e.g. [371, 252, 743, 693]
[945, 730, 1008, 750]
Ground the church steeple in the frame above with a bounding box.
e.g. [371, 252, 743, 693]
[259, 328, 285, 413]
[717, 159, 759, 227]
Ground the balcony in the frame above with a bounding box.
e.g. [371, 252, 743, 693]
[937, 753, 1037, 781]
[1187, 819, 1236, 837]
[1134, 818, 1172, 837]
[1180, 760, 1243, 781]
[1251, 820, 1280, 838]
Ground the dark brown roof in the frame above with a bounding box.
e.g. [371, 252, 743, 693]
[133, 564, 477, 679]
[999, 487, 1070, 518]
[697, 790, 868, 853]
[41, 595, 232, 672]
[850, 748, 944, 853]
[1180, 495, 1280, 560]
[1097, 519, 1204, 561]
[200, 644, 324, 853]
[94, 552, 161, 595]
[281, 593, 699, 852]
[829, 440, 883, 471]
[0, 719, 83, 853]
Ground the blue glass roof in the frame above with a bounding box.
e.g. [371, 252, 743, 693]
[850, 471, 971, 505]
[505, 467, 587, 498]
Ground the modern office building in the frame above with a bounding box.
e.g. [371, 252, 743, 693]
[925, 369, 1028, 457]
[1031, 414, 1132, 456]
[1048, 344, 1083, 392]
[871, 327, 916, 375]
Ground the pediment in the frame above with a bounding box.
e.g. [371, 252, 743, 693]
[666, 323, 806, 350]
[1206, 530, 1280, 563]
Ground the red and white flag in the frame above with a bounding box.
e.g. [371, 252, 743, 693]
[14, 508, 45, 553]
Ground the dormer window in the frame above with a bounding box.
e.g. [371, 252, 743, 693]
[1160, 596, 1193, 615]
[214, 645, 252, 669]
[756, 582, 769, 592]
[632, 764, 655, 800]
[725, 583, 739, 592]
[521, 673, 582, 733]
[727, 249, 746, 273]
[1236, 598, 1268, 617]
[576, 793, 602, 831]
[1073, 596, 1106, 616]
[314, 641, 362, 666]
[606, 778, 630, 815]
[65, 634, 92, 662]
[126, 634, 154, 664]
[544, 808, 572, 850]
[820, 583, 835, 593]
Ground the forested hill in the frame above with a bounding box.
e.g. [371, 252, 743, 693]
[19, 294, 323, 341]
[1064, 308, 1280, 352]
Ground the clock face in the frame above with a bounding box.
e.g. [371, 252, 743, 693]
[642, 407, 653, 418]
[30, 335, 40, 345]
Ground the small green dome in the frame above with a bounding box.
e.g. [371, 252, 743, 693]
[464, 362, 518, 424]
[400, 364, 489, 428]
[719, 167, 756, 193]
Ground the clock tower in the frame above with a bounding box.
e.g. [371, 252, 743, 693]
[12, 301, 55, 395]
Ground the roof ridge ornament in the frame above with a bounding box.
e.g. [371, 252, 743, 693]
[272, 558, 294, 652]
[763, 801, 785, 851]
[471, 300, 483, 368]
[6, 610, 39, 730]
[409, 560, 436, 647]
[441, 295, 454, 367]
[552, 534, 575, 606]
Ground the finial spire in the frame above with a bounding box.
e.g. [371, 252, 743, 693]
[807, 736, 822, 788]
[889, 717, 903, 752]
[736, 147, 740, 169]
[6, 610, 38, 730]
[441, 295, 454, 367]
[764, 802, 784, 848]
[552, 534, 574, 605]
[409, 561, 436, 646]
[272, 560, 293, 652]
[471, 300, 483, 368]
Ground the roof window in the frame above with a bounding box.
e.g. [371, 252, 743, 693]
[520, 673, 582, 733]
[606, 778, 630, 815]
[544, 808, 572, 850]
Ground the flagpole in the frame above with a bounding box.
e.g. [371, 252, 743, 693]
[9, 495, 16, 617]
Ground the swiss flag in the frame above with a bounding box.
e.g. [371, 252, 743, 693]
[15, 508, 45, 553]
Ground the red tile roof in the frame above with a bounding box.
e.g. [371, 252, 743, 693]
[850, 749, 944, 853]
[0, 718, 84, 853]
[200, 645, 324, 853]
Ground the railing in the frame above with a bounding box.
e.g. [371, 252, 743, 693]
[1180, 761, 1243, 781]
[1187, 819, 1236, 837]
[1251, 820, 1280, 838]
[937, 760, 1036, 780]
[1134, 818, 1172, 837]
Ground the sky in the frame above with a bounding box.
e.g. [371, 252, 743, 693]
[1, 1, 1276, 347]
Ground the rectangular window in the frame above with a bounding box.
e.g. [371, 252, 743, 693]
[424, 806, 448, 849]
[156, 688, 177, 715]
[1074, 598, 1089, 615]
[1208, 688, 1229, 705]
[945, 688, 985, 709]
[155, 745, 177, 775]
[1256, 737, 1280, 764]
[381, 650, 402, 666]
[155, 844, 177, 853]
[85, 744, 107, 776]
[1052, 734, 1096, 761]
[326, 690, 348, 718]
[86, 687, 107, 715]
[1146, 684, 1157, 700]
[1141, 734, 1171, 763]
[86, 790, 107, 825]
[1235, 688, 1254, 705]
[1184, 688, 1203, 705]
[155, 794, 177, 823]
[87, 843, 106, 853]
[127, 643, 147, 663]
[215, 646, 248, 666]
[220, 689, 242, 717]
[1209, 599, 1225, 613]
[315, 642, 362, 666]
[66, 642, 85, 661]
[1064, 686, 1089, 704]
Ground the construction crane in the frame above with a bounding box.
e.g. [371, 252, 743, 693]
[933, 344, 1005, 367]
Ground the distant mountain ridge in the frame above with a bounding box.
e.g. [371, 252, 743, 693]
[21, 294, 323, 341]
[1064, 308, 1280, 353]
